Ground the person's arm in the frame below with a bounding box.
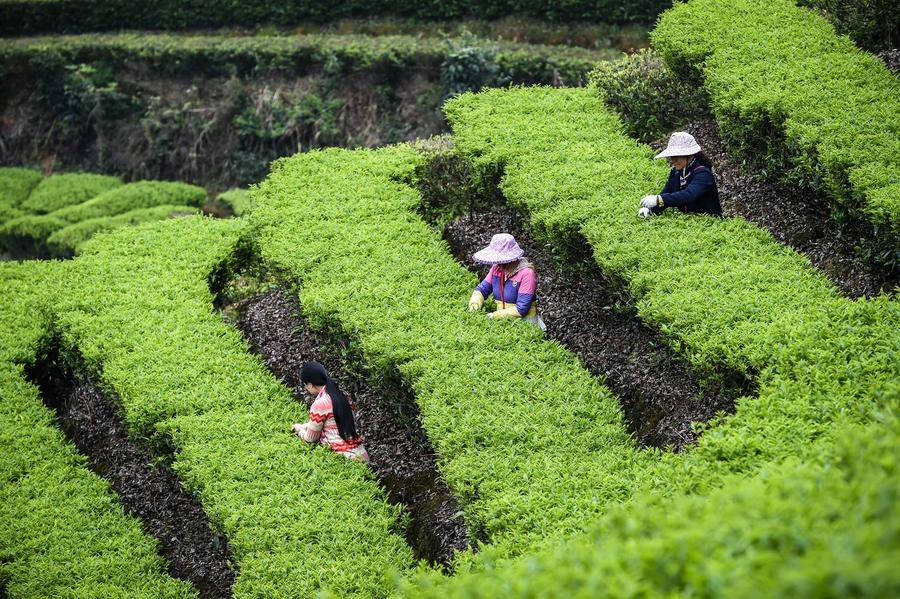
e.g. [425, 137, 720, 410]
[650, 170, 679, 214]
[293, 395, 331, 443]
[470, 268, 494, 310]
[659, 168, 715, 208]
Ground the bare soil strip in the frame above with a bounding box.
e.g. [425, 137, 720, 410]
[222, 286, 470, 567]
[677, 118, 898, 298]
[442, 206, 746, 450]
[26, 343, 236, 599]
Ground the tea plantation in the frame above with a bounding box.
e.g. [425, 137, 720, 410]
[1, 0, 897, 596]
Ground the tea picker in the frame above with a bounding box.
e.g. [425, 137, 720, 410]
[638, 131, 722, 218]
[468, 233, 546, 330]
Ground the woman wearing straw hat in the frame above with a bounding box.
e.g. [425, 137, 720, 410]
[638, 131, 722, 218]
[468, 233, 546, 330]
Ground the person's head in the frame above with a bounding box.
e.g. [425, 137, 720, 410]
[472, 233, 524, 266]
[300, 361, 358, 441]
[655, 132, 711, 169]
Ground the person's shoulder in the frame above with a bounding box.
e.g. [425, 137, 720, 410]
[311, 392, 333, 411]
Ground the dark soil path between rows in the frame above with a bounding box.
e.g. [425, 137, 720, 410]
[26, 343, 236, 599]
[441, 206, 745, 450]
[218, 285, 470, 568]
[675, 118, 898, 299]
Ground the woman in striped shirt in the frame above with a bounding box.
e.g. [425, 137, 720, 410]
[291, 362, 370, 463]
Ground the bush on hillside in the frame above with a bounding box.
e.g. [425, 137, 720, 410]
[588, 48, 707, 143]
[21, 173, 122, 214]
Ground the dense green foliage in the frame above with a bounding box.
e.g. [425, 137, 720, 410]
[20, 172, 122, 214]
[0, 0, 671, 34]
[588, 48, 707, 142]
[0, 33, 608, 87]
[797, 0, 899, 51]
[403, 412, 900, 596]
[216, 189, 254, 217]
[652, 0, 900, 267]
[0, 213, 67, 257]
[52, 217, 415, 597]
[0, 261, 196, 598]
[393, 82, 900, 594]
[0, 166, 42, 219]
[46, 204, 199, 255]
[251, 145, 657, 562]
[0, 179, 207, 257]
[50, 180, 206, 223]
[444, 85, 898, 498]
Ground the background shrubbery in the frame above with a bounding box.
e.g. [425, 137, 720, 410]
[0, 0, 673, 35]
[588, 48, 706, 143]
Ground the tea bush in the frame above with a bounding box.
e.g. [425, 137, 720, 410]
[46, 204, 199, 256]
[588, 48, 707, 143]
[20, 172, 122, 214]
[652, 0, 900, 267]
[0, 213, 68, 257]
[216, 189, 253, 216]
[797, 0, 899, 52]
[402, 410, 900, 596]
[0, 33, 608, 88]
[0, 0, 672, 35]
[251, 145, 657, 561]
[0, 166, 42, 223]
[54, 216, 415, 597]
[50, 180, 206, 223]
[0, 261, 196, 598]
[444, 85, 899, 496]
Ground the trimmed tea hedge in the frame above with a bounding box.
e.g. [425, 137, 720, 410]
[0, 261, 196, 599]
[0, 166, 41, 221]
[51, 180, 207, 223]
[46, 204, 199, 256]
[251, 144, 656, 561]
[0, 33, 609, 87]
[0, 213, 68, 257]
[20, 172, 122, 214]
[216, 189, 254, 217]
[652, 0, 900, 267]
[402, 410, 900, 596]
[0, 0, 672, 35]
[444, 85, 899, 493]
[53, 216, 415, 597]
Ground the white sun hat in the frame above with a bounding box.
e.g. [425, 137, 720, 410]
[655, 131, 702, 159]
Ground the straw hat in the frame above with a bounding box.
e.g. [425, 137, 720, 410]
[472, 233, 524, 264]
[655, 131, 702, 159]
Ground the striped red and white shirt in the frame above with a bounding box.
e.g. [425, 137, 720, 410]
[295, 388, 369, 462]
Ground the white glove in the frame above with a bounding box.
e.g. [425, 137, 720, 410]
[291, 423, 305, 436]
[638, 206, 652, 218]
[639, 195, 659, 209]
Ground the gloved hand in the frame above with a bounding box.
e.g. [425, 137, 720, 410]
[468, 290, 484, 312]
[638, 206, 652, 218]
[488, 305, 522, 320]
[291, 423, 305, 436]
[639, 195, 659, 209]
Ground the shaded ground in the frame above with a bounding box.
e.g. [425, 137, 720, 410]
[443, 208, 744, 450]
[26, 344, 235, 599]
[672, 118, 898, 298]
[227, 287, 470, 567]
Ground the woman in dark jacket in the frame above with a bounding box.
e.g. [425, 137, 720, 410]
[638, 131, 722, 217]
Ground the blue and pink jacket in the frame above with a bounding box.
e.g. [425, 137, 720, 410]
[475, 261, 538, 316]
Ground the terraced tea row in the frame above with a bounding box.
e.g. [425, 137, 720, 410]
[654, 0, 900, 267]
[0, 261, 195, 598]
[444, 84, 899, 491]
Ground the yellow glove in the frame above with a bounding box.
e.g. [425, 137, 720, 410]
[469, 290, 484, 312]
[488, 305, 522, 320]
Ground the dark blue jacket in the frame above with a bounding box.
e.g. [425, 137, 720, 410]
[652, 159, 722, 216]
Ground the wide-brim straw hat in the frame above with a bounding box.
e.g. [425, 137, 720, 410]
[655, 131, 702, 159]
[473, 233, 524, 264]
